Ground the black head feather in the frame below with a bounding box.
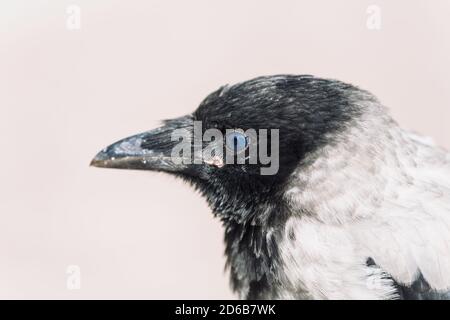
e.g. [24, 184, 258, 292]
[191, 75, 363, 222]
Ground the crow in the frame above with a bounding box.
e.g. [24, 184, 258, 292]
[91, 75, 450, 299]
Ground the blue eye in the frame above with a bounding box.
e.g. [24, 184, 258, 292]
[226, 131, 249, 154]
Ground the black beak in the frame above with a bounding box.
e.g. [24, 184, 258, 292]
[90, 116, 193, 173]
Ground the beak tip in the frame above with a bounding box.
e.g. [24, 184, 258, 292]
[90, 159, 99, 167]
[90, 159, 102, 168]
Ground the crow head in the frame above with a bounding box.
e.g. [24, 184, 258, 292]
[91, 75, 365, 224]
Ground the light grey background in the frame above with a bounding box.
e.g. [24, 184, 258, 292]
[1, 0, 449, 298]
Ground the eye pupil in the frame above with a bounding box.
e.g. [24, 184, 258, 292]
[233, 136, 239, 151]
[226, 132, 248, 154]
